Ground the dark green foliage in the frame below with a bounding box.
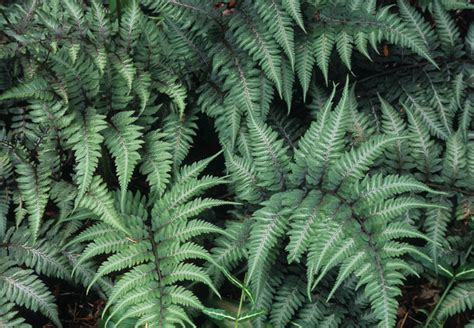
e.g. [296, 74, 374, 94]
[0, 0, 473, 327]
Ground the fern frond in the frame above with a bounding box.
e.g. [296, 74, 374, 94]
[139, 132, 172, 198]
[282, 0, 305, 32]
[291, 87, 336, 185]
[73, 156, 227, 325]
[77, 176, 129, 234]
[0, 298, 31, 328]
[398, 0, 436, 47]
[286, 190, 322, 263]
[113, 57, 136, 94]
[134, 72, 151, 115]
[437, 282, 474, 320]
[88, 241, 152, 291]
[229, 11, 283, 96]
[466, 23, 474, 57]
[14, 142, 54, 241]
[327, 135, 405, 189]
[165, 262, 219, 296]
[313, 32, 335, 85]
[118, 0, 142, 52]
[281, 56, 295, 110]
[73, 234, 130, 270]
[247, 191, 303, 295]
[405, 106, 443, 175]
[368, 197, 445, 221]
[6, 229, 69, 279]
[154, 176, 227, 214]
[0, 78, 53, 101]
[155, 197, 234, 230]
[377, 6, 437, 67]
[379, 97, 412, 172]
[0, 190, 8, 241]
[295, 37, 315, 101]
[270, 276, 304, 328]
[307, 79, 351, 185]
[247, 110, 291, 191]
[176, 151, 221, 183]
[69, 108, 107, 202]
[442, 132, 467, 185]
[0, 260, 61, 327]
[433, 0, 462, 55]
[163, 112, 197, 173]
[104, 111, 143, 212]
[353, 174, 443, 205]
[424, 197, 452, 271]
[87, 0, 110, 41]
[255, 1, 295, 68]
[63, 0, 84, 32]
[336, 31, 354, 71]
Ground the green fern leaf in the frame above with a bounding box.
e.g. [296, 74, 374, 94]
[0, 261, 61, 327]
[0, 78, 53, 101]
[247, 191, 303, 295]
[466, 23, 474, 57]
[398, 0, 435, 47]
[281, 56, 295, 111]
[0, 298, 31, 328]
[7, 231, 69, 279]
[104, 111, 143, 212]
[270, 277, 304, 328]
[368, 197, 446, 221]
[114, 57, 136, 94]
[313, 32, 335, 85]
[229, 13, 283, 96]
[14, 161, 49, 241]
[77, 176, 129, 234]
[433, 0, 461, 55]
[442, 132, 467, 184]
[69, 108, 107, 202]
[327, 135, 407, 189]
[119, 0, 142, 52]
[336, 31, 354, 71]
[295, 37, 315, 101]
[282, 0, 305, 32]
[307, 79, 351, 185]
[255, 1, 295, 68]
[286, 190, 322, 263]
[139, 132, 172, 198]
[163, 113, 197, 173]
[437, 282, 474, 320]
[247, 110, 291, 191]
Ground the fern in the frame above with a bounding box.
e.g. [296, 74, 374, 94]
[0, 220, 104, 327]
[14, 146, 52, 240]
[225, 84, 446, 328]
[255, 1, 295, 69]
[104, 111, 144, 212]
[71, 157, 231, 326]
[0, 0, 472, 327]
[437, 282, 474, 320]
[69, 109, 107, 202]
[0, 260, 61, 327]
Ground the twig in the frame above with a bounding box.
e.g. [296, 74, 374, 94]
[400, 310, 409, 328]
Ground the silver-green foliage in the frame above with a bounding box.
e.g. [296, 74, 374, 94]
[0, 0, 473, 327]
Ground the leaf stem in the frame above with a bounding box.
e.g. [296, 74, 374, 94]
[424, 279, 454, 327]
[234, 276, 246, 328]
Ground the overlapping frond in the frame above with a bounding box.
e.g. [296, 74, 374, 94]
[0, 0, 472, 327]
[70, 157, 227, 326]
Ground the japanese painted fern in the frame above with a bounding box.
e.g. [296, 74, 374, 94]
[0, 0, 473, 327]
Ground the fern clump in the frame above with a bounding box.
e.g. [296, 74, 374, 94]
[69, 150, 232, 326]
[220, 81, 451, 327]
[0, 0, 473, 327]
